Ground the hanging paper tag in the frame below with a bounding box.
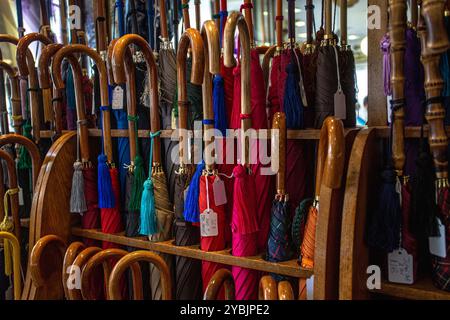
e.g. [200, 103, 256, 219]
[306, 275, 314, 300]
[200, 209, 218, 237]
[171, 112, 178, 129]
[111, 86, 124, 110]
[334, 90, 347, 120]
[388, 248, 414, 284]
[18, 187, 24, 206]
[184, 186, 189, 202]
[213, 178, 227, 206]
[429, 218, 447, 258]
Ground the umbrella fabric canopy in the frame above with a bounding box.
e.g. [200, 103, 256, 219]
[267, 53, 290, 123]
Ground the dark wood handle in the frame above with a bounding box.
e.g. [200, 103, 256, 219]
[258, 275, 278, 300]
[204, 268, 235, 300]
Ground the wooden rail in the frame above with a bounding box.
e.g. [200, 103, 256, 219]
[371, 279, 450, 300]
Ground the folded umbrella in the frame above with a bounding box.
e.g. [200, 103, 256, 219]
[0, 50, 7, 135]
[174, 27, 205, 300]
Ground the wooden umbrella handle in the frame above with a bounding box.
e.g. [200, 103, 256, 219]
[258, 275, 278, 300]
[242, 0, 255, 44]
[201, 20, 220, 172]
[262, 45, 277, 89]
[52, 44, 113, 162]
[177, 28, 205, 166]
[195, 0, 201, 30]
[389, 0, 407, 177]
[0, 150, 20, 242]
[112, 34, 162, 164]
[108, 250, 172, 300]
[68, 247, 102, 300]
[204, 268, 235, 300]
[340, 0, 348, 47]
[213, 0, 221, 29]
[81, 248, 143, 300]
[272, 112, 286, 196]
[181, 0, 191, 29]
[422, 0, 449, 53]
[224, 11, 251, 165]
[419, 2, 449, 180]
[276, 0, 283, 49]
[278, 281, 294, 300]
[29, 235, 66, 288]
[324, 0, 333, 40]
[160, 0, 170, 40]
[0, 62, 22, 134]
[315, 117, 345, 197]
[0, 232, 21, 300]
[0, 49, 7, 135]
[62, 241, 86, 299]
[16, 33, 52, 77]
[306, 0, 314, 46]
[411, 0, 418, 28]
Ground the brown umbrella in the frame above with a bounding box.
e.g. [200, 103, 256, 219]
[112, 33, 173, 300]
[174, 27, 205, 300]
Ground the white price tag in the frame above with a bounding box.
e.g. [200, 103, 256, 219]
[200, 209, 218, 237]
[213, 177, 227, 206]
[429, 218, 447, 258]
[334, 90, 347, 120]
[388, 248, 414, 284]
[18, 187, 24, 206]
[111, 86, 124, 110]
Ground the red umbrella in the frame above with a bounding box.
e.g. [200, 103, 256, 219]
[224, 11, 260, 301]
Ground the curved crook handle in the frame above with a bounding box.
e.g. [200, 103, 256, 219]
[258, 275, 278, 300]
[52, 44, 113, 162]
[262, 45, 277, 89]
[201, 20, 221, 172]
[224, 11, 251, 165]
[278, 281, 294, 300]
[0, 231, 21, 300]
[106, 39, 119, 86]
[67, 246, 102, 300]
[29, 235, 66, 288]
[62, 241, 86, 299]
[0, 150, 20, 241]
[0, 134, 41, 186]
[81, 248, 143, 300]
[204, 268, 235, 300]
[177, 28, 205, 167]
[16, 33, 52, 77]
[111, 34, 161, 164]
[0, 34, 36, 83]
[242, 0, 255, 44]
[38, 43, 64, 90]
[315, 116, 345, 197]
[0, 61, 21, 133]
[108, 250, 172, 300]
[272, 112, 286, 197]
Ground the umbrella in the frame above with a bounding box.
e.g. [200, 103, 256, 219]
[418, 5, 450, 290]
[112, 33, 173, 300]
[39, 0, 55, 41]
[0, 61, 21, 134]
[147, 0, 155, 48]
[53, 44, 124, 249]
[224, 11, 259, 301]
[300, 116, 344, 270]
[266, 112, 294, 281]
[159, 0, 178, 203]
[0, 50, 7, 135]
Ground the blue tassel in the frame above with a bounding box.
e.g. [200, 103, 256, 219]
[66, 68, 76, 110]
[140, 178, 158, 235]
[213, 75, 228, 135]
[284, 61, 304, 129]
[97, 154, 115, 208]
[183, 161, 205, 223]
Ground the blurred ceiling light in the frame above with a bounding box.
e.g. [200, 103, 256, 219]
[348, 34, 359, 40]
[298, 33, 307, 38]
[295, 21, 305, 27]
[263, 11, 268, 16]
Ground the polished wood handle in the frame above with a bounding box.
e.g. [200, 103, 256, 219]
[315, 116, 345, 196]
[0, 150, 20, 242]
[204, 268, 235, 300]
[112, 34, 161, 163]
[258, 275, 278, 300]
[95, 0, 109, 53]
[389, 0, 407, 176]
[29, 235, 66, 288]
[306, 0, 314, 45]
[278, 281, 294, 300]
[325, 0, 332, 39]
[422, 0, 449, 53]
[213, 0, 221, 29]
[201, 20, 220, 171]
[0, 61, 21, 134]
[62, 241, 86, 299]
[52, 44, 113, 162]
[224, 11, 252, 165]
[272, 112, 286, 196]
[243, 0, 255, 44]
[108, 251, 172, 300]
[0, 232, 21, 300]
[81, 248, 143, 300]
[262, 45, 277, 89]
[16, 33, 52, 77]
[160, 0, 170, 40]
[182, 0, 191, 29]
[276, 0, 283, 49]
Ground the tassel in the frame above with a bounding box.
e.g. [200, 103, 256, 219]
[381, 35, 391, 96]
[70, 161, 87, 213]
[17, 121, 32, 170]
[128, 155, 146, 211]
[367, 168, 402, 252]
[140, 178, 158, 235]
[284, 61, 304, 129]
[213, 75, 228, 134]
[97, 154, 115, 208]
[183, 161, 205, 223]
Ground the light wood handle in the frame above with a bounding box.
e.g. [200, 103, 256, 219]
[224, 11, 251, 165]
[0, 61, 21, 134]
[201, 20, 220, 171]
[112, 34, 162, 163]
[272, 112, 286, 196]
[0, 150, 20, 242]
[68, 246, 102, 300]
[108, 251, 172, 300]
[243, 0, 255, 44]
[63, 241, 86, 299]
[16, 33, 52, 77]
[315, 117, 345, 196]
[203, 268, 235, 300]
[258, 275, 278, 300]
[278, 281, 294, 300]
[182, 0, 191, 29]
[0, 232, 21, 299]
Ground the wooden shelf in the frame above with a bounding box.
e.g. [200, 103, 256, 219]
[72, 227, 313, 279]
[370, 278, 450, 300]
